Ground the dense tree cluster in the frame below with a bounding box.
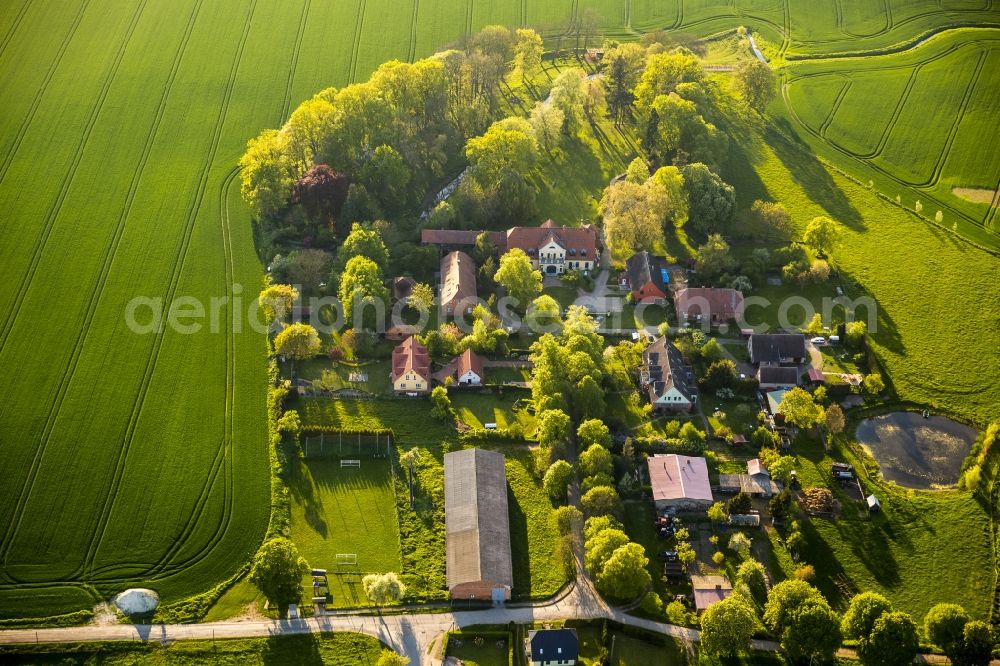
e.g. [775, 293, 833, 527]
[583, 516, 650, 600]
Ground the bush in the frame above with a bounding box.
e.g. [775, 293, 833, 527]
[641, 591, 664, 616]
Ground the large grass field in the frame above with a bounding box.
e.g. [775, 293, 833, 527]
[1, 0, 997, 622]
[289, 458, 401, 608]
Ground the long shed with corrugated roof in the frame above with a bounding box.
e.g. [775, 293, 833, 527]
[444, 448, 513, 601]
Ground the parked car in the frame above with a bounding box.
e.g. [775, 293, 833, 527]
[658, 550, 679, 561]
[811, 336, 826, 344]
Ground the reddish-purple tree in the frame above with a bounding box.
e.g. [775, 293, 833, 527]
[293, 164, 349, 225]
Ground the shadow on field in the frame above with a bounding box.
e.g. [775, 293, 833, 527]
[507, 483, 532, 597]
[262, 633, 323, 664]
[769, 119, 864, 230]
[289, 457, 328, 539]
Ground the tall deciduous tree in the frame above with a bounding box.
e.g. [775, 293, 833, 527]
[803, 216, 840, 256]
[577, 419, 612, 449]
[700, 594, 759, 656]
[750, 200, 791, 241]
[536, 408, 571, 448]
[293, 164, 349, 223]
[734, 559, 768, 609]
[513, 28, 543, 83]
[633, 51, 703, 112]
[466, 118, 539, 185]
[362, 572, 406, 606]
[334, 222, 390, 275]
[338, 256, 389, 328]
[240, 129, 295, 219]
[924, 603, 971, 657]
[778, 387, 824, 430]
[288, 249, 333, 294]
[543, 460, 574, 502]
[599, 180, 667, 261]
[733, 58, 776, 112]
[274, 323, 322, 360]
[595, 542, 650, 600]
[825, 403, 846, 434]
[579, 443, 613, 479]
[859, 611, 919, 666]
[581, 485, 622, 517]
[584, 528, 630, 574]
[495, 248, 542, 307]
[695, 233, 735, 279]
[550, 68, 588, 131]
[529, 102, 565, 154]
[682, 163, 735, 234]
[248, 538, 309, 609]
[407, 283, 435, 314]
[842, 592, 893, 640]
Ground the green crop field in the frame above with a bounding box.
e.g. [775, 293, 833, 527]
[1, 0, 997, 624]
[782, 29, 1000, 245]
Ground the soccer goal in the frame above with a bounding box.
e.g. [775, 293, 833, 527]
[335, 553, 358, 573]
[340, 459, 361, 468]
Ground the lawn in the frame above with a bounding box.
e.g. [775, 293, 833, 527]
[299, 397, 457, 444]
[451, 390, 538, 433]
[776, 436, 993, 620]
[284, 358, 394, 396]
[609, 631, 686, 666]
[0, 632, 385, 665]
[288, 458, 401, 608]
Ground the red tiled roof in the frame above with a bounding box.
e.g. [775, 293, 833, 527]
[457, 348, 484, 378]
[808, 367, 826, 382]
[392, 336, 430, 383]
[440, 251, 477, 312]
[504, 221, 598, 259]
[673, 287, 744, 320]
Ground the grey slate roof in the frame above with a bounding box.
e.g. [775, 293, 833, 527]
[625, 251, 669, 292]
[757, 366, 800, 386]
[642, 336, 697, 403]
[529, 629, 579, 662]
[444, 448, 513, 591]
[749, 334, 807, 365]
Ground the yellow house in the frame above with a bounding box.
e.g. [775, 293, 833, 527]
[392, 336, 430, 395]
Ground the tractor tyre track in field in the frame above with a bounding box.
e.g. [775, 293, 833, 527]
[817, 77, 851, 138]
[348, 0, 367, 83]
[80, 0, 258, 580]
[0, 0, 33, 62]
[905, 49, 986, 189]
[0, 0, 92, 187]
[407, 0, 419, 62]
[143, 166, 241, 579]
[0, 0, 155, 566]
[280, 0, 311, 120]
[669, 0, 682, 30]
[465, 0, 473, 35]
[780, 46, 990, 231]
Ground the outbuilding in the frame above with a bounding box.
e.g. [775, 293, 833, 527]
[647, 454, 714, 510]
[444, 448, 513, 601]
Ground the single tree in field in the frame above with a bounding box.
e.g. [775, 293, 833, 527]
[803, 215, 840, 257]
[859, 611, 919, 666]
[293, 164, 349, 224]
[362, 572, 406, 607]
[495, 248, 542, 309]
[259, 284, 299, 325]
[700, 594, 758, 656]
[733, 58, 776, 112]
[407, 283, 435, 315]
[274, 323, 321, 361]
[248, 538, 309, 611]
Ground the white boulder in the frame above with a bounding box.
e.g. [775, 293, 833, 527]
[113, 588, 159, 615]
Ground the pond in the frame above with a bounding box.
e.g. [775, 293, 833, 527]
[855, 412, 978, 489]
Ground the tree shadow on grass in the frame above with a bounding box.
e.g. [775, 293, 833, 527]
[288, 456, 328, 539]
[507, 483, 532, 598]
[262, 633, 324, 665]
[768, 118, 865, 231]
